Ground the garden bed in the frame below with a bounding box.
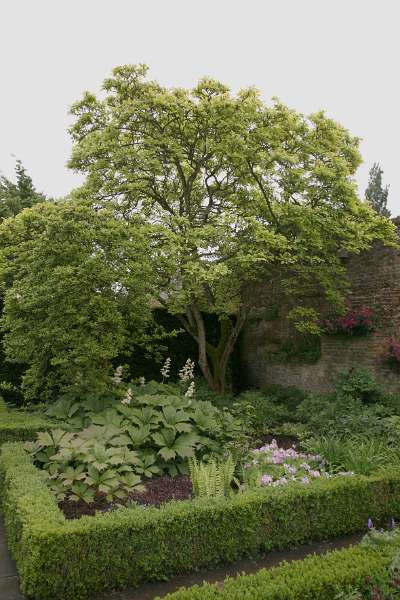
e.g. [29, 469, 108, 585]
[2, 442, 400, 600]
[61, 475, 193, 519]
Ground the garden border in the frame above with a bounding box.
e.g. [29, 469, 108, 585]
[2, 443, 400, 599]
[158, 543, 396, 599]
[0, 398, 52, 445]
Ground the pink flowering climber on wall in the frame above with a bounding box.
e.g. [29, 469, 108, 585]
[324, 307, 374, 336]
[388, 338, 400, 365]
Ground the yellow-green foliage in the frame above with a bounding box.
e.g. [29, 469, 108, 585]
[189, 455, 235, 498]
[158, 545, 395, 600]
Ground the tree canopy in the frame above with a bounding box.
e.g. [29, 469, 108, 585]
[365, 162, 391, 217]
[0, 199, 154, 401]
[67, 65, 397, 393]
[0, 159, 48, 221]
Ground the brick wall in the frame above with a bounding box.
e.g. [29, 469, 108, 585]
[240, 219, 400, 394]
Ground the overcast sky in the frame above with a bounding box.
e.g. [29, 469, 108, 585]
[1, 0, 399, 214]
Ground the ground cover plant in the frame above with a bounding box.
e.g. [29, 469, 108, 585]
[240, 438, 353, 489]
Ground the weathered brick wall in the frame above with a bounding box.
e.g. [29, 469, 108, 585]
[240, 219, 400, 394]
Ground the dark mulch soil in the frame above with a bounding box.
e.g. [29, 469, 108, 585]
[256, 433, 299, 449]
[60, 475, 193, 520]
[130, 474, 192, 507]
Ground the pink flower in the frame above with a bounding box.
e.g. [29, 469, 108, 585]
[261, 475, 273, 486]
[309, 470, 320, 478]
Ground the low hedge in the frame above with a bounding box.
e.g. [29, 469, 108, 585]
[1, 443, 400, 600]
[159, 544, 395, 600]
[0, 397, 52, 444]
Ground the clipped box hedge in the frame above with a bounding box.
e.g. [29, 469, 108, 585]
[0, 397, 52, 444]
[2, 444, 400, 599]
[159, 544, 396, 600]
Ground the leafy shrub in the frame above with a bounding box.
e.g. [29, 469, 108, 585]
[213, 385, 307, 437]
[193, 376, 234, 407]
[0, 399, 52, 445]
[295, 394, 383, 435]
[381, 416, 400, 446]
[334, 367, 386, 405]
[295, 369, 398, 436]
[261, 384, 308, 412]
[233, 390, 291, 434]
[269, 421, 311, 436]
[189, 455, 236, 498]
[159, 545, 395, 600]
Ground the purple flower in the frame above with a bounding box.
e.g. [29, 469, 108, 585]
[300, 462, 311, 471]
[368, 518, 374, 530]
[284, 463, 297, 476]
[389, 517, 396, 530]
[309, 470, 320, 478]
[261, 474, 273, 486]
[301, 476, 310, 484]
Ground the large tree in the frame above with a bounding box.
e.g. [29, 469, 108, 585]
[68, 65, 396, 393]
[0, 199, 153, 402]
[365, 162, 391, 217]
[0, 159, 47, 221]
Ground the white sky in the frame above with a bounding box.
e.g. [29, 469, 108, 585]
[1, 0, 399, 214]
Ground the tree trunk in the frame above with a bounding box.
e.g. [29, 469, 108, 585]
[179, 307, 248, 395]
[190, 306, 215, 391]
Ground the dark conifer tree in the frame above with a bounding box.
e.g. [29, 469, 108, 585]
[0, 159, 47, 221]
[365, 162, 391, 217]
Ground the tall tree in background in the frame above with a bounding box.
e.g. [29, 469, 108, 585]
[68, 65, 396, 394]
[0, 159, 47, 221]
[365, 163, 391, 217]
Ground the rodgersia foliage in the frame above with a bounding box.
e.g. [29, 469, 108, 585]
[26, 374, 246, 503]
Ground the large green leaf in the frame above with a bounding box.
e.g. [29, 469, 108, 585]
[90, 408, 122, 428]
[158, 447, 176, 461]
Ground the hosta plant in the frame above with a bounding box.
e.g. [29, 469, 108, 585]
[43, 382, 246, 476]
